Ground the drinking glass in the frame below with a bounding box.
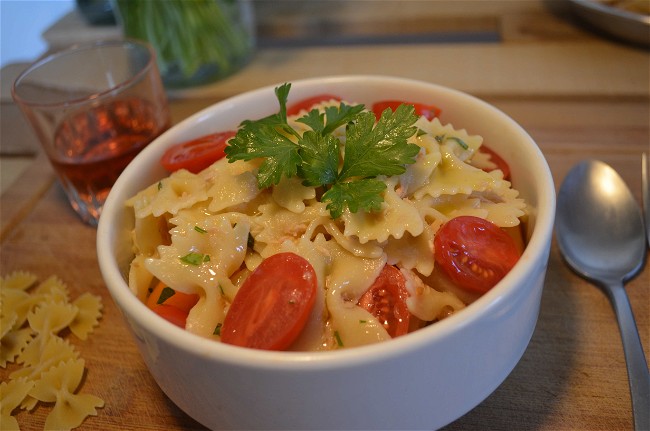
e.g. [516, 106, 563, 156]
[12, 39, 171, 226]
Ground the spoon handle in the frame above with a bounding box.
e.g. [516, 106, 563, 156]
[604, 281, 650, 431]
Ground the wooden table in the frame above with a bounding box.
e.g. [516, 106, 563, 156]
[1, 1, 649, 430]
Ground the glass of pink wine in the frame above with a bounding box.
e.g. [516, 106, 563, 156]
[12, 39, 171, 226]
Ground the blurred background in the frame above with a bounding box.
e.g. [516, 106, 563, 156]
[1, 0, 75, 67]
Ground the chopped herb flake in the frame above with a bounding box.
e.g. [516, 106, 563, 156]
[194, 225, 207, 234]
[447, 136, 469, 150]
[334, 330, 344, 347]
[157, 286, 176, 304]
[213, 323, 222, 336]
[180, 252, 210, 266]
[435, 134, 468, 150]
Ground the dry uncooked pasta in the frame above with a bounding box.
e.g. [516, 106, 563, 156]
[0, 272, 104, 430]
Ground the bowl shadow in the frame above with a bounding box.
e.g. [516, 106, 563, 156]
[442, 242, 579, 430]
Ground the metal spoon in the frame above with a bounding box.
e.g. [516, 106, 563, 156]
[556, 159, 649, 430]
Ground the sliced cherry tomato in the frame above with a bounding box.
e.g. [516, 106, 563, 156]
[160, 131, 236, 174]
[371, 100, 442, 121]
[434, 216, 521, 294]
[146, 282, 199, 312]
[357, 265, 410, 338]
[220, 252, 317, 350]
[150, 304, 189, 328]
[478, 145, 511, 181]
[286, 94, 341, 116]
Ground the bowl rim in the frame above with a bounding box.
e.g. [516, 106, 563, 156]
[97, 74, 556, 370]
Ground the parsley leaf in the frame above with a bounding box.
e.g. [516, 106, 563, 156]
[297, 131, 340, 186]
[224, 83, 420, 218]
[340, 106, 420, 179]
[322, 179, 387, 219]
[297, 102, 364, 135]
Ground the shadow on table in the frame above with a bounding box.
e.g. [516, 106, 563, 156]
[442, 245, 580, 430]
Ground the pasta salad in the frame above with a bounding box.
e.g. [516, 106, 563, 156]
[126, 84, 527, 351]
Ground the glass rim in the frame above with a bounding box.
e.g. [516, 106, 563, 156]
[11, 38, 158, 108]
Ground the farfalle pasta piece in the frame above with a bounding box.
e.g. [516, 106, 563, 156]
[326, 249, 389, 348]
[146, 212, 251, 295]
[69, 293, 103, 340]
[131, 212, 170, 257]
[271, 177, 317, 213]
[415, 116, 483, 160]
[185, 284, 226, 338]
[203, 158, 262, 213]
[401, 268, 466, 321]
[342, 178, 424, 244]
[384, 224, 436, 277]
[1, 288, 33, 332]
[1, 271, 104, 428]
[1, 271, 38, 291]
[253, 201, 329, 252]
[127, 169, 209, 218]
[1, 377, 35, 430]
[12, 335, 79, 381]
[29, 358, 104, 431]
[413, 141, 503, 200]
[27, 302, 78, 337]
[1, 327, 32, 368]
[397, 133, 441, 195]
[32, 275, 70, 305]
[320, 220, 383, 259]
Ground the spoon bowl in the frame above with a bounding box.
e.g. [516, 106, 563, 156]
[557, 160, 646, 283]
[556, 159, 649, 430]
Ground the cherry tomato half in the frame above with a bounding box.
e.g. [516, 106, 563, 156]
[357, 265, 410, 338]
[371, 100, 442, 121]
[434, 216, 521, 294]
[286, 94, 342, 116]
[160, 131, 236, 174]
[478, 145, 511, 181]
[220, 252, 318, 350]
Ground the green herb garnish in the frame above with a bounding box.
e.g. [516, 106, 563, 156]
[213, 323, 222, 336]
[435, 134, 468, 150]
[194, 226, 207, 234]
[157, 286, 176, 304]
[180, 252, 210, 266]
[225, 83, 421, 218]
[334, 330, 344, 348]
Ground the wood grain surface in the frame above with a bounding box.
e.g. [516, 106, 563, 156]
[1, 1, 649, 430]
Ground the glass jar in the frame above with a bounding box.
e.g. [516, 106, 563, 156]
[113, 0, 255, 89]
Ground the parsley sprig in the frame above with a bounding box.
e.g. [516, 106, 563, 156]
[224, 83, 421, 218]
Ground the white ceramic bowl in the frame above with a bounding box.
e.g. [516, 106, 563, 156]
[97, 75, 555, 430]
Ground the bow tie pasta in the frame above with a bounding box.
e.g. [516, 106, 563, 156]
[127, 96, 527, 351]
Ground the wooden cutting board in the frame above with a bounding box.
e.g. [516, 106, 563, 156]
[1, 94, 648, 431]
